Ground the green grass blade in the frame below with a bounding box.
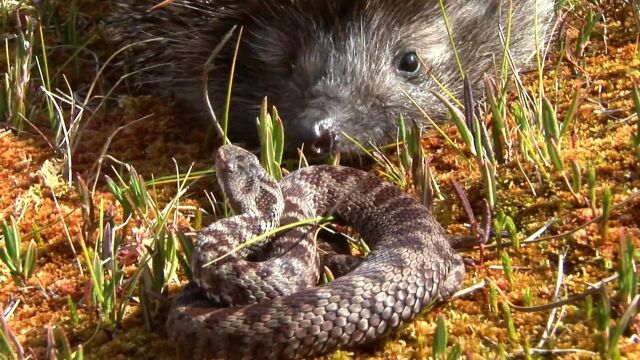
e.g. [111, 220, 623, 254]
[22, 240, 37, 280]
[432, 315, 448, 358]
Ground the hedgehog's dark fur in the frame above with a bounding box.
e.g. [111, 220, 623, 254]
[109, 0, 555, 155]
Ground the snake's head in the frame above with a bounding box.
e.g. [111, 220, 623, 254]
[215, 144, 261, 176]
[214, 144, 282, 216]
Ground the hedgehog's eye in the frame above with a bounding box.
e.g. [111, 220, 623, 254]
[397, 51, 420, 73]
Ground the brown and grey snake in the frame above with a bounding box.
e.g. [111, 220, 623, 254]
[167, 144, 465, 359]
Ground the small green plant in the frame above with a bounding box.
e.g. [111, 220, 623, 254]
[0, 307, 24, 360]
[257, 98, 285, 180]
[340, 118, 417, 191]
[484, 76, 508, 164]
[617, 236, 638, 305]
[74, 158, 193, 329]
[66, 295, 79, 326]
[432, 315, 448, 359]
[431, 314, 462, 360]
[593, 236, 639, 360]
[500, 251, 514, 288]
[77, 202, 129, 327]
[113, 168, 186, 325]
[495, 211, 520, 252]
[434, 79, 498, 208]
[575, 9, 600, 59]
[523, 338, 533, 360]
[498, 343, 507, 360]
[501, 302, 519, 342]
[581, 294, 593, 320]
[559, 89, 581, 139]
[540, 96, 583, 201]
[396, 116, 443, 207]
[488, 281, 499, 315]
[46, 325, 84, 360]
[175, 229, 195, 282]
[607, 294, 639, 360]
[522, 288, 533, 307]
[569, 159, 582, 195]
[542, 97, 564, 173]
[587, 162, 597, 214]
[631, 84, 640, 159]
[0, 218, 38, 287]
[511, 103, 547, 176]
[600, 187, 612, 242]
[604, 237, 640, 357]
[596, 290, 612, 357]
[3, 4, 36, 130]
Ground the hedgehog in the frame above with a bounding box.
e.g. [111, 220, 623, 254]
[108, 0, 556, 155]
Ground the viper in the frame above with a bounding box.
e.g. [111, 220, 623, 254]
[167, 144, 465, 359]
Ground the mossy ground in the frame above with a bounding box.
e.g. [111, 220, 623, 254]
[1, 1, 639, 359]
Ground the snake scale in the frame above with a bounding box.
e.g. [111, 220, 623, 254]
[167, 144, 465, 359]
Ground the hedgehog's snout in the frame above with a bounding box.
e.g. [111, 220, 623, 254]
[286, 114, 338, 156]
[310, 121, 337, 155]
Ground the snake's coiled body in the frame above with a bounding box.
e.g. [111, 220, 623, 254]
[167, 145, 465, 359]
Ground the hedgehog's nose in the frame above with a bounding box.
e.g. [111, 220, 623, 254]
[291, 108, 340, 156]
[310, 128, 335, 155]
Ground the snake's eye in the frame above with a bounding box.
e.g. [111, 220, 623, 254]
[397, 51, 420, 74]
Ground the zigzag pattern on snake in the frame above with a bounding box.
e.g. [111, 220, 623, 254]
[167, 144, 465, 359]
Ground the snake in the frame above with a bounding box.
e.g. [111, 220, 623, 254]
[166, 144, 465, 359]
